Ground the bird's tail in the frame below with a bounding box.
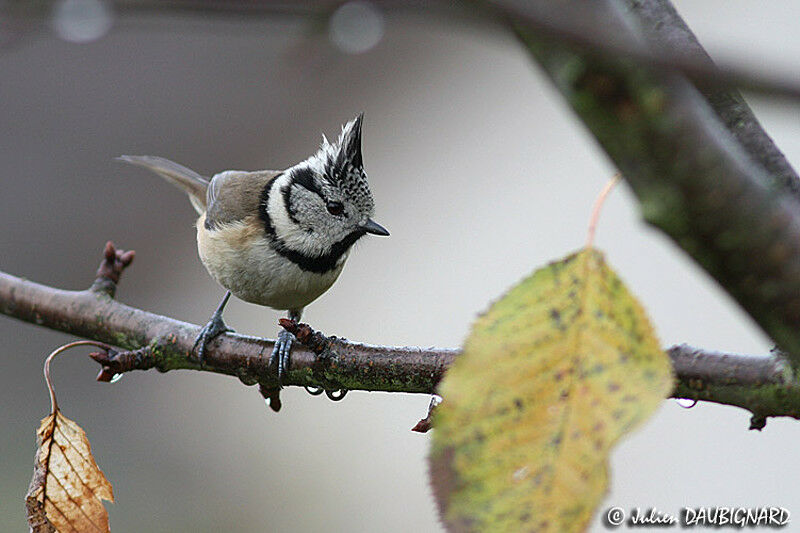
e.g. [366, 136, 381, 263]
[117, 155, 209, 214]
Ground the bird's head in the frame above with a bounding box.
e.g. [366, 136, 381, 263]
[275, 114, 388, 259]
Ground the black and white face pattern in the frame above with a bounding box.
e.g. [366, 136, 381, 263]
[260, 115, 378, 273]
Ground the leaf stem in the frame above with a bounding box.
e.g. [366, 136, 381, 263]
[44, 341, 113, 414]
[586, 174, 621, 248]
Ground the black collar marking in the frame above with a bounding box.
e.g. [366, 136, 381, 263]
[270, 229, 366, 274]
[282, 182, 301, 225]
[259, 173, 365, 274]
[259, 174, 281, 236]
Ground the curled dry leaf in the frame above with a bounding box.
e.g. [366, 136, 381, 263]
[26, 411, 115, 533]
[26, 341, 114, 533]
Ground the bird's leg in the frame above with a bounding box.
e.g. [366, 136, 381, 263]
[269, 308, 301, 383]
[192, 291, 233, 362]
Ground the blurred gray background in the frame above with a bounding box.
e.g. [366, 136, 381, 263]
[1, 1, 799, 531]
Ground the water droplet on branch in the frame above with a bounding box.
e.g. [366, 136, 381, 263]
[676, 398, 698, 409]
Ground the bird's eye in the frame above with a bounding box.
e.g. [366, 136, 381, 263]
[326, 201, 344, 216]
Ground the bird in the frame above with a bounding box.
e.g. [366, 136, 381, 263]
[118, 114, 388, 401]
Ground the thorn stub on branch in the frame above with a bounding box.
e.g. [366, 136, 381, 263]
[90, 241, 135, 297]
[90, 347, 151, 381]
[411, 417, 433, 433]
[412, 395, 442, 433]
[749, 414, 767, 431]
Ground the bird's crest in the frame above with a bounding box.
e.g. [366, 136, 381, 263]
[306, 114, 373, 213]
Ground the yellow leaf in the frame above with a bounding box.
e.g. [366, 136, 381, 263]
[431, 249, 673, 532]
[26, 409, 114, 533]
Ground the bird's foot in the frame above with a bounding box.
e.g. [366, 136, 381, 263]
[192, 312, 233, 362]
[269, 328, 295, 384]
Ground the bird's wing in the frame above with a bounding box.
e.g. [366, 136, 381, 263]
[205, 169, 282, 229]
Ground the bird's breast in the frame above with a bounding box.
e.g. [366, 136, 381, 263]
[196, 214, 346, 310]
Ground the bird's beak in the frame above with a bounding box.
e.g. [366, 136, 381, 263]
[361, 218, 390, 236]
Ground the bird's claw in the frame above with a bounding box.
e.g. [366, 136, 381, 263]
[192, 313, 233, 362]
[270, 318, 348, 406]
[269, 328, 295, 383]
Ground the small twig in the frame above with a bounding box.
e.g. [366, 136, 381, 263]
[89, 347, 146, 382]
[90, 241, 135, 297]
[44, 341, 114, 413]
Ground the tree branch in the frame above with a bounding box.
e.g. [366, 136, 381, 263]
[620, 0, 800, 200]
[669, 345, 797, 430]
[2, 243, 800, 427]
[0, 244, 453, 394]
[512, 0, 800, 364]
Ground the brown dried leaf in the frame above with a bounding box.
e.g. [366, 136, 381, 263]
[26, 409, 114, 533]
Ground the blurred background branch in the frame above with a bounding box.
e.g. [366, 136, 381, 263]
[514, 0, 800, 366]
[5, 0, 800, 100]
[617, 0, 800, 197]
